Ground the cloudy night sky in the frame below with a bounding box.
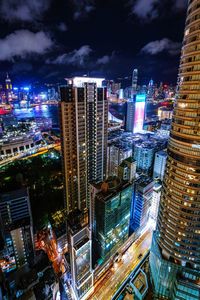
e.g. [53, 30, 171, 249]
[0, 0, 188, 85]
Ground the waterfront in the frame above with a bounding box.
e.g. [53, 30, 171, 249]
[13, 105, 59, 127]
[11, 102, 170, 126]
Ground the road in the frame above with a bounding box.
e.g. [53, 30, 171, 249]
[88, 227, 153, 300]
[0, 143, 61, 167]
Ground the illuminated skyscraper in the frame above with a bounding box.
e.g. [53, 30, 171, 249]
[150, 1, 200, 299]
[126, 94, 146, 133]
[132, 68, 138, 93]
[60, 77, 108, 299]
[5, 73, 12, 103]
[60, 77, 108, 214]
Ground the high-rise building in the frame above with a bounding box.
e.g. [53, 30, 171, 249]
[5, 73, 12, 103]
[132, 68, 138, 92]
[0, 189, 34, 271]
[150, 1, 200, 299]
[60, 77, 108, 299]
[126, 94, 146, 133]
[92, 178, 133, 264]
[153, 150, 167, 181]
[60, 77, 108, 214]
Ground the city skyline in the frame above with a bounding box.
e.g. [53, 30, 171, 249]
[0, 0, 187, 84]
[0, 1, 200, 300]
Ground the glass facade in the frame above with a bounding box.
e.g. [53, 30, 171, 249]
[151, 1, 200, 298]
[95, 184, 132, 262]
[150, 233, 200, 299]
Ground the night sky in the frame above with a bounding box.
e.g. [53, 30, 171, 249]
[0, 0, 187, 85]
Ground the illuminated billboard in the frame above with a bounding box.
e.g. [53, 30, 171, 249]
[133, 94, 146, 133]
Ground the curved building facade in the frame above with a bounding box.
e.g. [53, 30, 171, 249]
[150, 1, 200, 299]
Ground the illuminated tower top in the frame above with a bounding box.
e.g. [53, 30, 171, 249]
[5, 73, 12, 91]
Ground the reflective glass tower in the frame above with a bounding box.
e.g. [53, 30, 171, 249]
[150, 1, 200, 299]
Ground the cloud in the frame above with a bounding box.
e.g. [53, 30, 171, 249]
[47, 45, 92, 66]
[130, 0, 187, 20]
[57, 22, 68, 32]
[131, 0, 159, 20]
[72, 0, 95, 20]
[141, 38, 181, 55]
[96, 52, 115, 65]
[0, 0, 51, 22]
[0, 30, 53, 61]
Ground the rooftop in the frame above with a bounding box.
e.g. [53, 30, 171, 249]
[66, 76, 105, 88]
[95, 177, 131, 203]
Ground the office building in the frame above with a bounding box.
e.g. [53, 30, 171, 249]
[93, 178, 132, 264]
[130, 178, 154, 232]
[126, 94, 146, 133]
[150, 1, 200, 299]
[60, 77, 108, 214]
[134, 142, 156, 174]
[0, 189, 34, 271]
[153, 150, 167, 181]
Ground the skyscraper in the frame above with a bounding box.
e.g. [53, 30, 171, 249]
[5, 73, 12, 103]
[150, 1, 200, 299]
[132, 68, 138, 93]
[126, 94, 146, 133]
[60, 77, 108, 214]
[92, 178, 133, 264]
[60, 77, 108, 299]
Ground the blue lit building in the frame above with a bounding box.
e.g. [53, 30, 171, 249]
[130, 177, 154, 233]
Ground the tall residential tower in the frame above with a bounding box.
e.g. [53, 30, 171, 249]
[60, 77, 108, 299]
[150, 1, 200, 299]
[60, 77, 108, 214]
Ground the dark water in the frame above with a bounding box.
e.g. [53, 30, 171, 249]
[13, 105, 59, 126]
[12, 102, 171, 127]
